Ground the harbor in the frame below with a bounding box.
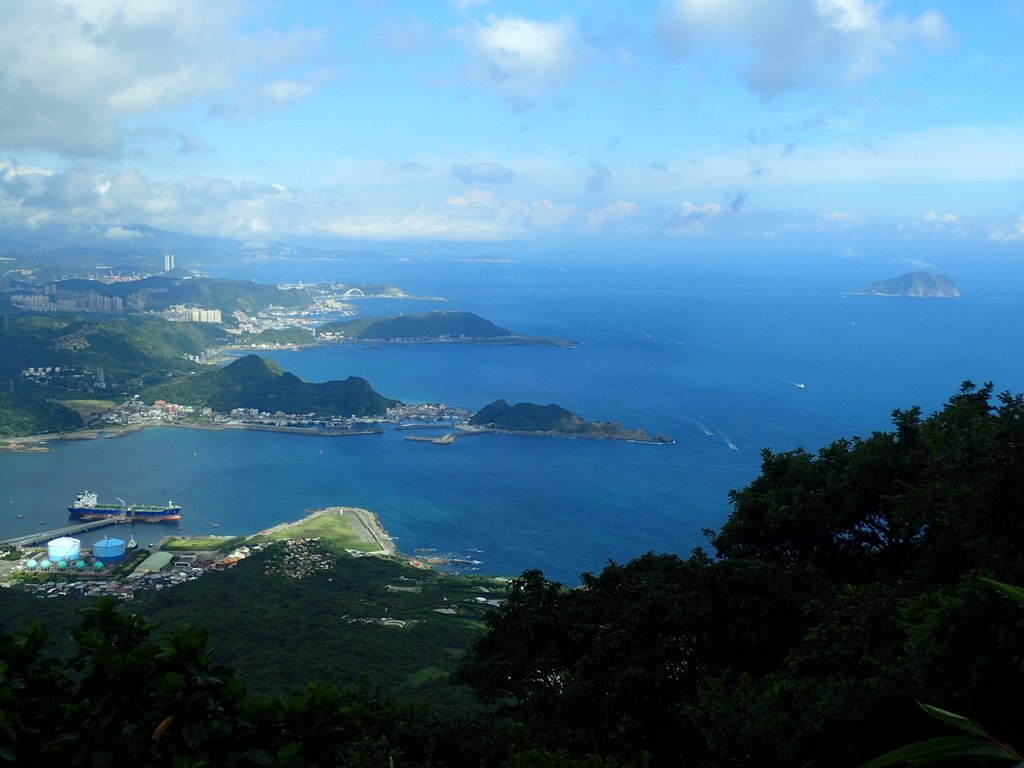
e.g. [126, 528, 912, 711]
[0, 517, 128, 548]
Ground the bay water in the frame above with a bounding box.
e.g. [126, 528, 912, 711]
[2, 256, 1022, 583]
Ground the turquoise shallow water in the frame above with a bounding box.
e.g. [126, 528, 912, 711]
[2, 258, 1023, 583]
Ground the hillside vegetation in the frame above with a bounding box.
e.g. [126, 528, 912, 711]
[54, 275, 311, 314]
[0, 391, 83, 435]
[857, 271, 960, 297]
[470, 398, 669, 440]
[319, 310, 513, 340]
[0, 312, 225, 435]
[143, 353, 399, 416]
[2, 381, 1023, 766]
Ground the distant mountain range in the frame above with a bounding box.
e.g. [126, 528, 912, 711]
[855, 271, 960, 298]
[0, 222, 394, 274]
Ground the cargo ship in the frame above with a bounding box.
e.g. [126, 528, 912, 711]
[68, 490, 182, 523]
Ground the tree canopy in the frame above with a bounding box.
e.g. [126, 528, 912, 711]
[454, 381, 1024, 766]
[5, 381, 1024, 766]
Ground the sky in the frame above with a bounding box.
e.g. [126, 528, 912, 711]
[1, 0, 1023, 258]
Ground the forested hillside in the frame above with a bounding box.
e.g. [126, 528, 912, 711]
[142, 354, 399, 416]
[3, 381, 1023, 766]
[319, 310, 513, 340]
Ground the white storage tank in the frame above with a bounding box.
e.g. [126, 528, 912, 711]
[47, 536, 81, 562]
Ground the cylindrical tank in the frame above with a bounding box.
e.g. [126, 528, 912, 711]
[48, 537, 81, 562]
[93, 538, 126, 562]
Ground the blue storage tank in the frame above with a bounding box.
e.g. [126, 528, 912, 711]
[93, 538, 126, 562]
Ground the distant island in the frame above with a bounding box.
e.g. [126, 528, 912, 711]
[317, 311, 574, 346]
[853, 271, 960, 298]
[468, 399, 673, 443]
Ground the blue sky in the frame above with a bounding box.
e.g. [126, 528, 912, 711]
[1, 1, 1023, 257]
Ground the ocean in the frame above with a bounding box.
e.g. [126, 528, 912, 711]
[3, 255, 1023, 583]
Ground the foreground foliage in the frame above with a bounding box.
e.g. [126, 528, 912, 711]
[4, 382, 1024, 766]
[0, 598, 502, 767]
[454, 382, 1024, 766]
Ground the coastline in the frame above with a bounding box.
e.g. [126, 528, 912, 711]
[406, 427, 673, 445]
[255, 506, 397, 557]
[206, 333, 577, 360]
[2, 416, 671, 451]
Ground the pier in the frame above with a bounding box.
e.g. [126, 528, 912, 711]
[0, 518, 128, 548]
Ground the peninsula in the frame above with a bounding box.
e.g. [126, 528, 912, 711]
[142, 354, 398, 418]
[317, 310, 575, 346]
[853, 271, 960, 298]
[467, 399, 673, 443]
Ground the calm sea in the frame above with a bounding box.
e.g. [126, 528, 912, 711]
[2, 256, 1022, 583]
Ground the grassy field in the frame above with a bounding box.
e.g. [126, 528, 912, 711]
[248, 510, 381, 553]
[60, 399, 119, 419]
[162, 536, 246, 552]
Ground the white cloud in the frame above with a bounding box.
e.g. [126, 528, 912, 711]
[990, 215, 1024, 243]
[0, 156, 584, 242]
[464, 14, 583, 107]
[447, 190, 496, 207]
[667, 201, 724, 235]
[450, 162, 517, 184]
[897, 210, 963, 238]
[504, 199, 577, 230]
[586, 201, 639, 230]
[260, 70, 337, 108]
[0, 1, 325, 156]
[102, 226, 146, 240]
[902, 257, 938, 270]
[820, 210, 863, 227]
[657, 0, 952, 96]
[311, 196, 575, 242]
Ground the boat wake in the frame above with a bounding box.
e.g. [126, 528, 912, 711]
[719, 432, 739, 451]
[770, 373, 807, 389]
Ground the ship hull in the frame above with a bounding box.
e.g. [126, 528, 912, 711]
[68, 491, 182, 523]
[68, 508, 182, 523]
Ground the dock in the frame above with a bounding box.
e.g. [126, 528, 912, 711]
[403, 427, 493, 445]
[0, 518, 128, 548]
[404, 433, 460, 444]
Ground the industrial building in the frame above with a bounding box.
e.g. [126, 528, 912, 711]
[128, 551, 174, 579]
